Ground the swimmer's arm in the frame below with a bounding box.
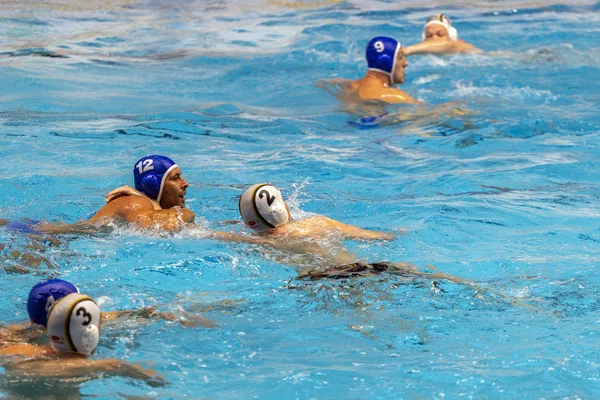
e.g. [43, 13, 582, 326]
[102, 308, 215, 328]
[34, 220, 112, 235]
[323, 217, 396, 240]
[403, 40, 480, 56]
[0, 323, 46, 343]
[7, 358, 166, 386]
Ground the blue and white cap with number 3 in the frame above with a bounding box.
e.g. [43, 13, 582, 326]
[239, 183, 290, 233]
[366, 36, 401, 84]
[133, 155, 178, 204]
[47, 293, 101, 355]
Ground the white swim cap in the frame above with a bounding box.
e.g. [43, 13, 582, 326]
[239, 183, 290, 233]
[46, 293, 101, 355]
[423, 14, 458, 41]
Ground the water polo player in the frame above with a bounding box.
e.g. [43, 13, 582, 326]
[87, 155, 195, 231]
[5, 155, 196, 235]
[214, 183, 395, 267]
[403, 14, 480, 56]
[25, 278, 215, 329]
[1, 293, 165, 385]
[318, 36, 421, 105]
[215, 184, 478, 284]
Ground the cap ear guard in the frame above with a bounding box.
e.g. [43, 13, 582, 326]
[140, 174, 160, 200]
[47, 293, 101, 356]
[239, 183, 290, 233]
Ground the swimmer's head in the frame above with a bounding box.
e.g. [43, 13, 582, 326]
[46, 293, 101, 356]
[239, 183, 290, 233]
[423, 14, 458, 41]
[27, 278, 80, 326]
[133, 155, 179, 205]
[366, 36, 405, 85]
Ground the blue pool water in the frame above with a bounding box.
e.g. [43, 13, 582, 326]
[1, 0, 600, 398]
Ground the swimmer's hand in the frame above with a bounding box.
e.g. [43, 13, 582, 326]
[379, 232, 397, 240]
[179, 207, 195, 223]
[105, 185, 146, 203]
[105, 186, 163, 211]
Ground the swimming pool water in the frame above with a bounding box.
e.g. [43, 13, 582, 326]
[1, 0, 600, 398]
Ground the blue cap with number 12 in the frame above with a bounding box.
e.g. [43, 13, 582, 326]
[133, 155, 178, 203]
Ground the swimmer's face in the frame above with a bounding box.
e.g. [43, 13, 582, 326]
[393, 52, 409, 84]
[424, 24, 449, 41]
[159, 167, 189, 209]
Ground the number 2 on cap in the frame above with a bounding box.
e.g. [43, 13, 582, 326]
[258, 190, 276, 206]
[136, 159, 154, 174]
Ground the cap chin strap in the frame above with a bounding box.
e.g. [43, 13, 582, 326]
[156, 164, 178, 205]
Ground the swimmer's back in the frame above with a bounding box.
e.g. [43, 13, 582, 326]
[317, 78, 363, 102]
[88, 194, 156, 223]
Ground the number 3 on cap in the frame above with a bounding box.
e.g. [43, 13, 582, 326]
[136, 159, 154, 174]
[374, 41, 385, 52]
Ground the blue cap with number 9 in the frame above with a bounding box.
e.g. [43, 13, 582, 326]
[366, 36, 401, 83]
[133, 155, 178, 203]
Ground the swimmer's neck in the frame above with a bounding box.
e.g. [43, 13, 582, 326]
[363, 70, 393, 87]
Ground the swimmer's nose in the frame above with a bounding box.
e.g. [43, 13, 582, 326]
[182, 178, 189, 189]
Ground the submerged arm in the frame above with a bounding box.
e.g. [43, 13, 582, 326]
[102, 307, 215, 328]
[7, 358, 166, 386]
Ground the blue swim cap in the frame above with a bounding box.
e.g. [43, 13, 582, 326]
[27, 278, 79, 326]
[133, 155, 179, 203]
[366, 36, 401, 83]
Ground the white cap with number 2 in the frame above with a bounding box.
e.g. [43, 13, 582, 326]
[239, 183, 290, 233]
